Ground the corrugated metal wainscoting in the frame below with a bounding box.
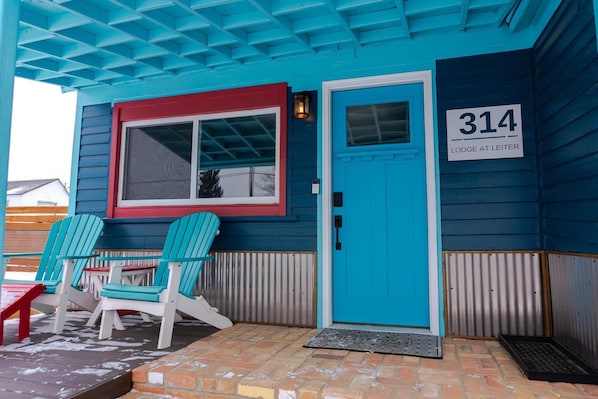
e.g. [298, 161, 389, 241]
[548, 253, 598, 370]
[82, 250, 317, 327]
[197, 251, 317, 327]
[444, 252, 545, 338]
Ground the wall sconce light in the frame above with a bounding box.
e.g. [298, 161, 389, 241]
[293, 92, 310, 119]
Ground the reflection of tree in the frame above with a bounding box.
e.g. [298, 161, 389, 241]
[258, 172, 275, 195]
[199, 170, 223, 198]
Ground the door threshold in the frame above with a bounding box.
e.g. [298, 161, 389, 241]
[330, 323, 434, 335]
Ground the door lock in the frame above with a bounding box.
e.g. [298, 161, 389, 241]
[333, 192, 343, 207]
[334, 215, 342, 250]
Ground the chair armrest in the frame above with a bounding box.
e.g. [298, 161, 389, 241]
[57, 254, 99, 260]
[3, 252, 43, 258]
[98, 255, 162, 262]
[97, 255, 161, 284]
[162, 255, 214, 263]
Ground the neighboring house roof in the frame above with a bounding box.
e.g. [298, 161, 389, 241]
[6, 179, 66, 196]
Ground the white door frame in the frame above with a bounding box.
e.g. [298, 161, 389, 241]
[321, 71, 440, 335]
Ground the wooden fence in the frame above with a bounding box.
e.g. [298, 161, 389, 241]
[3, 206, 68, 272]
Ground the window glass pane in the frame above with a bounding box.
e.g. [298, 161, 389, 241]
[346, 101, 410, 146]
[197, 114, 277, 198]
[198, 166, 276, 198]
[123, 123, 193, 200]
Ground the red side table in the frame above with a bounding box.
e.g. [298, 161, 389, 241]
[1, 283, 46, 345]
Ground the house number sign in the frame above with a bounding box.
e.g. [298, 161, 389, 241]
[446, 104, 523, 161]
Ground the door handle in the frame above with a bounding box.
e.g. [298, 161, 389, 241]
[334, 215, 342, 250]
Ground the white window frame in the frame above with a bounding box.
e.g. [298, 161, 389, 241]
[117, 107, 281, 208]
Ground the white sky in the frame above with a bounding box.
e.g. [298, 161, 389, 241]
[9, 78, 77, 186]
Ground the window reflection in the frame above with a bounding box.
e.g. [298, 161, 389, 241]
[198, 166, 276, 198]
[197, 113, 276, 199]
[346, 102, 410, 146]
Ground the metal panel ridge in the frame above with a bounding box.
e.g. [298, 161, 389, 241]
[445, 251, 544, 338]
[549, 253, 598, 370]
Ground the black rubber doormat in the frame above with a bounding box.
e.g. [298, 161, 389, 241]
[499, 335, 598, 385]
[304, 328, 442, 358]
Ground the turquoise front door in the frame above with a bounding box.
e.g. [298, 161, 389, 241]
[331, 83, 430, 327]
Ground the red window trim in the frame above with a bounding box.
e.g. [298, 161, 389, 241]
[107, 83, 288, 219]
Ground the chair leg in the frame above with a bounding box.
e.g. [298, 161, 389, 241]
[157, 303, 177, 349]
[86, 304, 102, 327]
[199, 296, 232, 329]
[53, 309, 66, 334]
[178, 295, 233, 330]
[113, 313, 125, 330]
[53, 259, 76, 334]
[52, 290, 71, 334]
[87, 300, 125, 330]
[140, 312, 152, 323]
[98, 310, 118, 339]
[18, 305, 32, 342]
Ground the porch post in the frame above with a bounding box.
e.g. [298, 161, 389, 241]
[0, 0, 21, 285]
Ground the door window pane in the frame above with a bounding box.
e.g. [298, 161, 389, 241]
[346, 101, 410, 146]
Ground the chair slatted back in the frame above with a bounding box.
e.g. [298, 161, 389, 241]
[34, 214, 104, 286]
[153, 212, 220, 297]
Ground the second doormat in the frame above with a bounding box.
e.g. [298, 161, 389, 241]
[499, 335, 598, 384]
[304, 328, 442, 358]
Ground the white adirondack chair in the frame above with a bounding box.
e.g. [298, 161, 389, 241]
[2, 214, 104, 333]
[97, 212, 232, 349]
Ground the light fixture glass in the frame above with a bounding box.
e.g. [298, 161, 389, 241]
[293, 93, 310, 119]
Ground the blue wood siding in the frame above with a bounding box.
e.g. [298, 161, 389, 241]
[436, 50, 541, 250]
[75, 92, 317, 251]
[535, 0, 598, 254]
[76, 103, 112, 216]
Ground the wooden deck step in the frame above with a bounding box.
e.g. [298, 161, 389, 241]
[0, 312, 217, 398]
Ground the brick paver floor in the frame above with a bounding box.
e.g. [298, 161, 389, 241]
[120, 323, 598, 399]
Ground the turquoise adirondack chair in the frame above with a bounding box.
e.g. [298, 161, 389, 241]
[2, 214, 104, 333]
[97, 212, 232, 349]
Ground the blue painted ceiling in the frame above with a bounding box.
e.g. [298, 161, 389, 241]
[16, 0, 556, 90]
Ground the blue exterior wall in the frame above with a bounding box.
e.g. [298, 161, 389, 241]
[436, 50, 541, 251]
[534, 0, 598, 254]
[75, 92, 318, 251]
[77, 55, 546, 253]
[82, 49, 546, 254]
[70, 1, 570, 254]
[76, 103, 112, 216]
[435, 0, 598, 253]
